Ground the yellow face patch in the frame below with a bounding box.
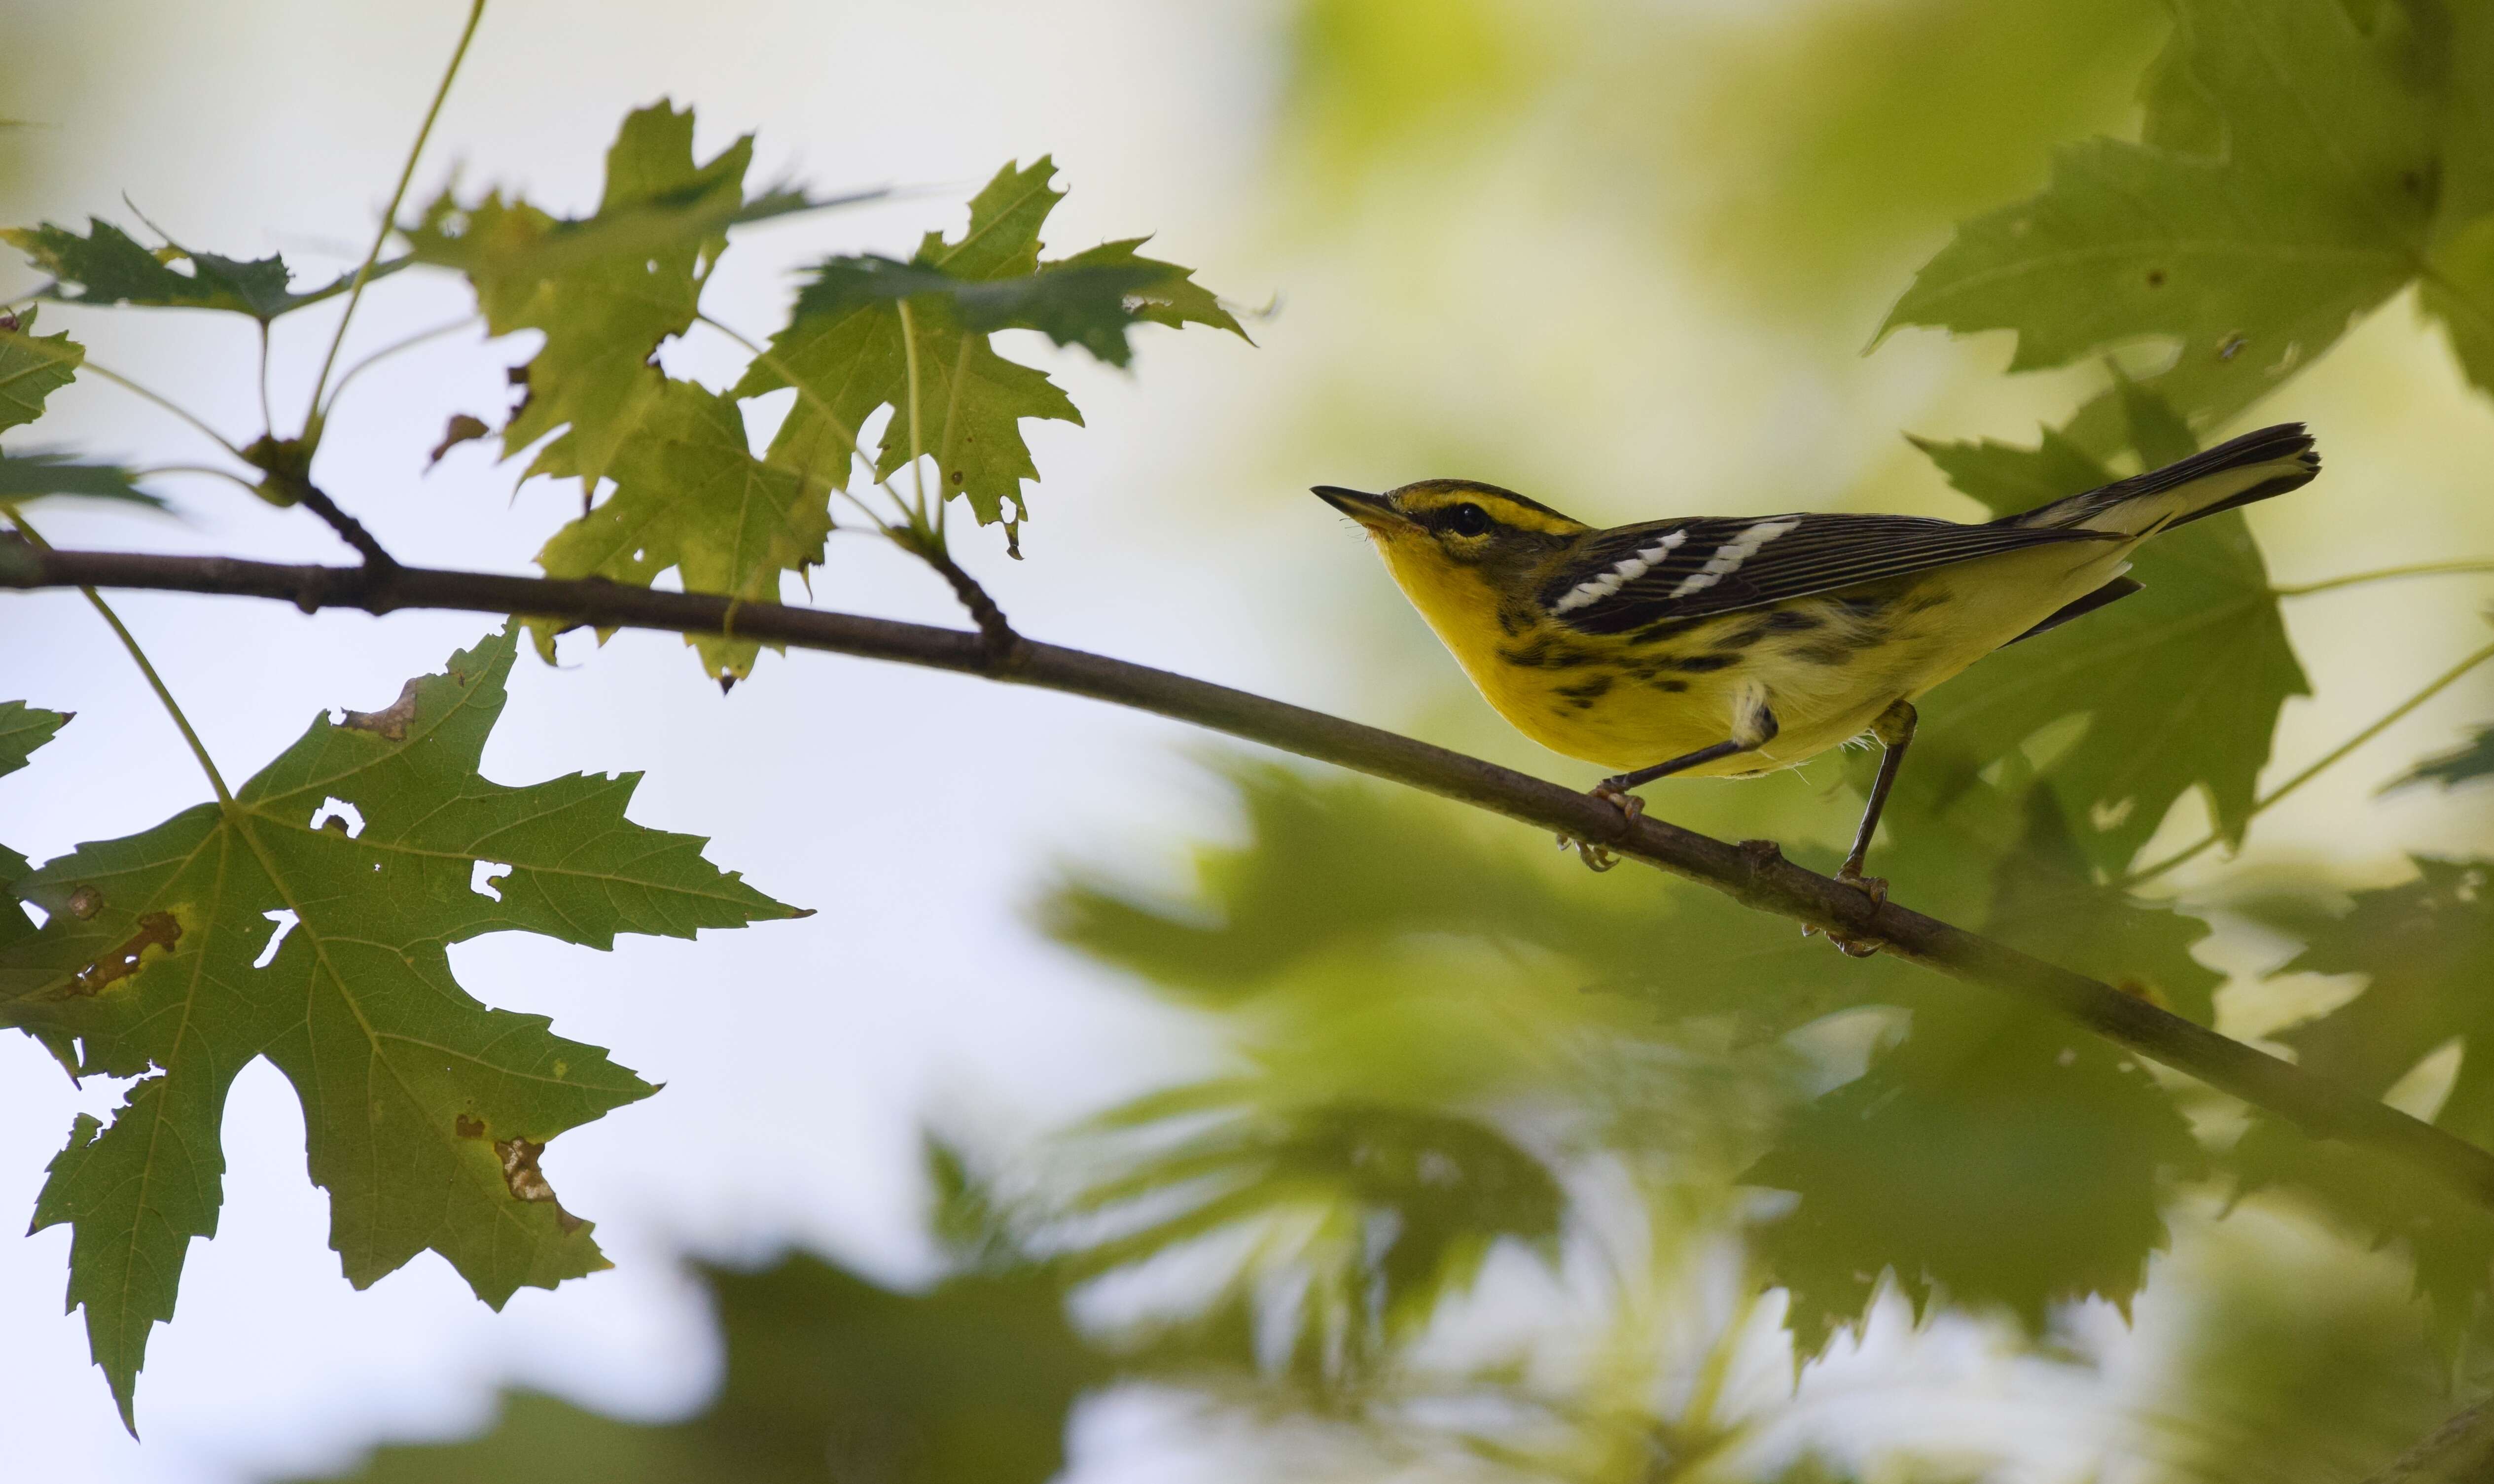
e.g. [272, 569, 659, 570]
[1389, 481, 1590, 539]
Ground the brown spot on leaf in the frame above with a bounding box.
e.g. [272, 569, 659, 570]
[2145, 269, 2166, 287]
[497, 1136, 585, 1234]
[65, 911, 180, 997]
[455, 1114, 486, 1138]
[66, 885, 103, 919]
[341, 680, 421, 742]
[426, 413, 492, 469]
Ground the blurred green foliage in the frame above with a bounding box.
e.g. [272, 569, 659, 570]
[1905, 387, 2305, 873]
[25, 0, 2494, 1475]
[293, 1245, 1107, 1484]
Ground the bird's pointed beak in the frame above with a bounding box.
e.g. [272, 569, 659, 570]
[1313, 485, 1409, 530]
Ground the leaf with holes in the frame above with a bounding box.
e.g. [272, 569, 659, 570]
[405, 101, 753, 488]
[0, 626, 801, 1427]
[733, 158, 1241, 527]
[1884, 0, 2452, 427]
[1, 218, 409, 322]
[0, 700, 68, 951]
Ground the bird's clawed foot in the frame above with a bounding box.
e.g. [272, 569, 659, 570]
[1557, 782, 1645, 872]
[1591, 781, 1646, 824]
[1557, 833, 1620, 871]
[1805, 866, 1888, 958]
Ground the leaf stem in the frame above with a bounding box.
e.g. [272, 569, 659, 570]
[1, 512, 232, 808]
[0, 328, 247, 460]
[2274, 560, 2494, 597]
[2125, 638, 2494, 887]
[1679, 1282, 1758, 1437]
[255, 321, 274, 436]
[300, 0, 486, 433]
[320, 313, 479, 418]
[896, 298, 931, 533]
[135, 463, 265, 497]
[936, 332, 972, 544]
[690, 310, 898, 535]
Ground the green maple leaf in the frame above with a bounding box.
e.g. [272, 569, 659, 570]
[1747, 1001, 2197, 1353]
[1883, 0, 2449, 425]
[1979, 789, 2222, 1024]
[2419, 2, 2494, 391]
[791, 237, 1240, 371]
[0, 306, 83, 435]
[0, 698, 63, 779]
[2270, 860, 2494, 1149]
[1, 218, 409, 323]
[405, 102, 754, 488]
[1068, 1093, 1562, 1359]
[0, 626, 800, 1427]
[734, 158, 1242, 526]
[1902, 392, 2305, 872]
[291, 1247, 1108, 1484]
[2387, 723, 2494, 792]
[0, 701, 69, 948]
[1746, 793, 2204, 1352]
[0, 452, 164, 509]
[535, 379, 830, 681]
[2227, 859, 2494, 1350]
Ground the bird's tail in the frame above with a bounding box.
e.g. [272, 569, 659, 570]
[2005, 423, 2320, 538]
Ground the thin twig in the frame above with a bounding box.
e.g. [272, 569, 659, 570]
[254, 321, 274, 436]
[300, 0, 487, 429]
[134, 464, 267, 498]
[289, 484, 399, 571]
[690, 310, 899, 535]
[2362, 1399, 2494, 1484]
[2125, 638, 2494, 887]
[10, 540, 2494, 1215]
[2275, 559, 2494, 597]
[0, 519, 232, 807]
[0, 329, 247, 460]
[320, 313, 480, 417]
[914, 538, 1025, 670]
[897, 298, 931, 531]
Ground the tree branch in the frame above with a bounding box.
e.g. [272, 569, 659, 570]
[2364, 1400, 2494, 1484]
[291, 483, 400, 571]
[10, 539, 2494, 1210]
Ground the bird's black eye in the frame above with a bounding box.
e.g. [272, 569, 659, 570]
[1448, 503, 1491, 537]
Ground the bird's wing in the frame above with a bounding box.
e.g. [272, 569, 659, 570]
[1538, 513, 2116, 635]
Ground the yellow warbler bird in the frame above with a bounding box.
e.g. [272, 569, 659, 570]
[1316, 423, 2318, 910]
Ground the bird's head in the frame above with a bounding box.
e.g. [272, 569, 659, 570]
[1313, 480, 1590, 613]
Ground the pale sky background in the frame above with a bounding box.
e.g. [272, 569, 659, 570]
[7, 2, 2494, 1481]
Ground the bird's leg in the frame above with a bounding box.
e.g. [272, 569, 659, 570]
[1814, 699, 1916, 957]
[1566, 699, 1780, 872]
